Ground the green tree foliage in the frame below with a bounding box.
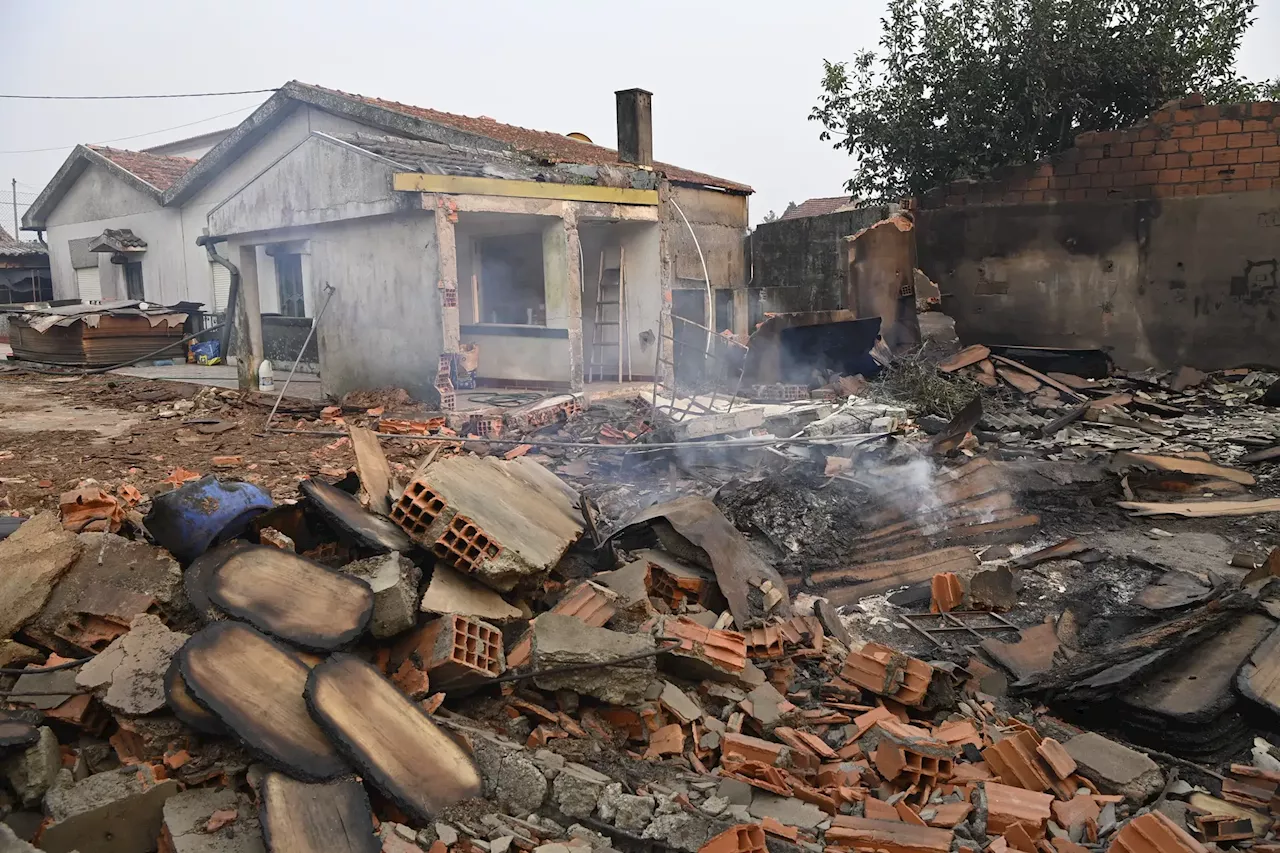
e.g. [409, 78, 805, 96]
[812, 0, 1275, 202]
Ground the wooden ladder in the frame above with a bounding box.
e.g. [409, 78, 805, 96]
[588, 247, 630, 382]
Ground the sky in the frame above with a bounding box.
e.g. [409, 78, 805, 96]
[2, 0, 1278, 232]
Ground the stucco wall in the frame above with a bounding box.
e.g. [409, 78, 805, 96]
[666, 185, 749, 290]
[303, 212, 442, 398]
[749, 205, 895, 315]
[43, 165, 186, 303]
[916, 191, 1280, 370]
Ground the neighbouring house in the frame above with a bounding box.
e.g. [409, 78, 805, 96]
[914, 94, 1280, 371]
[22, 82, 753, 398]
[0, 225, 51, 305]
[776, 196, 858, 221]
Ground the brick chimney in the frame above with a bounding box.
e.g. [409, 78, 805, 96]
[615, 88, 653, 167]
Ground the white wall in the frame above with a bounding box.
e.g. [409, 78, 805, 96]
[580, 220, 661, 379]
[43, 164, 185, 303]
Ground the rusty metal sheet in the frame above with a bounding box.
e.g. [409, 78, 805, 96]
[613, 496, 791, 628]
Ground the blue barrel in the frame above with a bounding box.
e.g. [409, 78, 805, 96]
[144, 475, 273, 563]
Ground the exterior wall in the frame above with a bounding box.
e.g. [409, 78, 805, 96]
[303, 212, 441, 399]
[43, 165, 185, 303]
[579, 220, 661, 379]
[749, 205, 895, 316]
[183, 105, 377, 312]
[142, 129, 231, 160]
[916, 96, 1280, 371]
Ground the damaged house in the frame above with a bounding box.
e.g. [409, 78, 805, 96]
[21, 82, 753, 399]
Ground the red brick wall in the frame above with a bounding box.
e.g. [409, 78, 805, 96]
[918, 95, 1280, 208]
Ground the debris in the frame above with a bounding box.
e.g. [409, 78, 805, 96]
[75, 613, 189, 715]
[40, 764, 179, 853]
[350, 425, 396, 515]
[615, 496, 791, 627]
[258, 771, 379, 853]
[340, 552, 421, 638]
[0, 512, 82, 640]
[1116, 498, 1280, 518]
[419, 564, 523, 623]
[390, 614, 505, 691]
[178, 621, 347, 780]
[2, 725, 59, 807]
[59, 485, 125, 533]
[1111, 451, 1256, 485]
[938, 344, 991, 373]
[161, 787, 264, 853]
[929, 572, 964, 612]
[305, 654, 483, 822]
[1109, 811, 1207, 853]
[1062, 732, 1163, 805]
[530, 614, 655, 705]
[841, 642, 932, 705]
[145, 476, 273, 563]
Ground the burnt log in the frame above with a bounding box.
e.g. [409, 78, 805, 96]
[207, 545, 373, 650]
[178, 622, 347, 780]
[163, 657, 224, 735]
[260, 771, 379, 853]
[305, 654, 482, 822]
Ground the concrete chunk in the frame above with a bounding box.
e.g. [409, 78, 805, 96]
[161, 787, 265, 853]
[76, 614, 189, 716]
[420, 564, 523, 623]
[659, 682, 704, 724]
[2, 726, 60, 807]
[531, 614, 655, 705]
[41, 766, 179, 853]
[0, 824, 38, 853]
[341, 552, 421, 638]
[0, 513, 81, 641]
[747, 793, 826, 829]
[551, 762, 611, 819]
[1063, 732, 1163, 805]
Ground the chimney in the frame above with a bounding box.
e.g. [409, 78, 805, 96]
[615, 88, 653, 167]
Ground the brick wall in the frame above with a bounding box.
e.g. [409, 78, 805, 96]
[919, 95, 1280, 208]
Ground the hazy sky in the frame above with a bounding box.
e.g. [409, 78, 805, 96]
[3, 0, 1278, 230]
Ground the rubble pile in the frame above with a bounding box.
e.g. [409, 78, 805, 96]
[0, 344, 1277, 853]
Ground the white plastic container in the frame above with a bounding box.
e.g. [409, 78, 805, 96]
[257, 359, 275, 392]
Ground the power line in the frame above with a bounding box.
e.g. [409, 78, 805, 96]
[0, 88, 277, 100]
[0, 105, 259, 155]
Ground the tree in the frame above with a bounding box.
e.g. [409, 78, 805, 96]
[812, 0, 1274, 202]
[761, 202, 797, 223]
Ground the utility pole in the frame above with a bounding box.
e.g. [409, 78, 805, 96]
[10, 179, 17, 239]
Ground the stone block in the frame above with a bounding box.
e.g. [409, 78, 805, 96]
[0, 513, 82, 641]
[1063, 732, 1163, 805]
[531, 614, 654, 705]
[341, 552, 421, 638]
[3, 726, 60, 807]
[41, 766, 179, 853]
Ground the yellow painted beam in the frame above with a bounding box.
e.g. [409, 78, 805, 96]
[393, 173, 659, 205]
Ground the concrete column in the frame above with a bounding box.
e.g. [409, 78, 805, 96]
[657, 182, 675, 388]
[236, 244, 265, 391]
[543, 211, 583, 390]
[434, 199, 460, 354]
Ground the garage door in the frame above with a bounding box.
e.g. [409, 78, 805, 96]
[212, 262, 231, 313]
[74, 266, 101, 303]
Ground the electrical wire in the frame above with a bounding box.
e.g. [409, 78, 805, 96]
[0, 88, 277, 100]
[0, 105, 260, 155]
[0, 656, 92, 676]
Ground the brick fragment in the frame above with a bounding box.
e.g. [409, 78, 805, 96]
[1110, 811, 1208, 853]
[1050, 793, 1099, 829]
[930, 573, 964, 613]
[1036, 737, 1077, 780]
[983, 730, 1053, 792]
[391, 614, 504, 690]
[1194, 813, 1253, 842]
[984, 781, 1053, 837]
[872, 719, 955, 785]
[841, 642, 932, 706]
[825, 817, 953, 852]
[698, 823, 766, 853]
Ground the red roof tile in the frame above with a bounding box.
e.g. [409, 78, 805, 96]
[305, 83, 751, 193]
[778, 196, 856, 221]
[88, 146, 197, 192]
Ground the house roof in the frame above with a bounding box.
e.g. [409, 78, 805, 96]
[0, 224, 48, 259]
[305, 84, 751, 194]
[22, 144, 197, 228]
[777, 196, 858, 221]
[87, 147, 196, 192]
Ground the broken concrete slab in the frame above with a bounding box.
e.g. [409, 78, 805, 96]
[75, 614, 189, 716]
[747, 793, 825, 830]
[550, 761, 611, 819]
[0, 512, 82, 641]
[530, 614, 655, 706]
[1062, 732, 1163, 805]
[658, 682, 704, 725]
[389, 456, 584, 591]
[161, 787, 265, 853]
[419, 563, 523, 623]
[0, 824, 38, 853]
[2, 726, 59, 807]
[0, 640, 42, 669]
[598, 782, 655, 833]
[27, 531, 189, 657]
[41, 765, 179, 853]
[340, 552, 421, 638]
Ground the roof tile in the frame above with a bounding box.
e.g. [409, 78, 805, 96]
[778, 196, 857, 220]
[88, 146, 196, 192]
